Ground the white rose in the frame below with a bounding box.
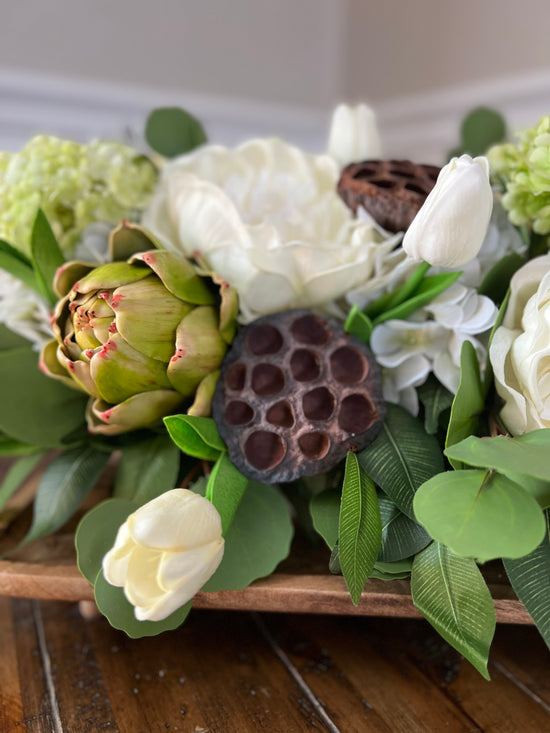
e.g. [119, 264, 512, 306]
[103, 489, 224, 622]
[142, 138, 402, 322]
[327, 103, 382, 168]
[402, 155, 493, 268]
[489, 254, 550, 435]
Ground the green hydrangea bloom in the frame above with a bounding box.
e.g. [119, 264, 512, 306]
[0, 136, 158, 256]
[488, 116, 550, 235]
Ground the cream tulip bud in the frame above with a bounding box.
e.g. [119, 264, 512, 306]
[327, 103, 382, 168]
[103, 489, 224, 622]
[402, 155, 493, 267]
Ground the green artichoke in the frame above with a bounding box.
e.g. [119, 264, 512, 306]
[40, 223, 238, 435]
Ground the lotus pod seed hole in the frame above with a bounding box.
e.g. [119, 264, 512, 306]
[226, 363, 246, 391]
[246, 324, 283, 355]
[251, 364, 285, 396]
[330, 346, 367, 384]
[225, 401, 254, 426]
[298, 431, 330, 460]
[290, 349, 321, 382]
[338, 394, 376, 434]
[290, 314, 329, 345]
[302, 387, 335, 421]
[245, 431, 286, 471]
[266, 400, 295, 428]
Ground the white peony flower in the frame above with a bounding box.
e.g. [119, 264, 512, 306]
[142, 138, 402, 323]
[103, 489, 224, 622]
[402, 155, 494, 268]
[327, 103, 382, 168]
[489, 254, 550, 435]
[0, 271, 53, 349]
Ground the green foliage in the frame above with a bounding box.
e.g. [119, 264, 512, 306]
[377, 491, 431, 563]
[113, 434, 181, 504]
[0, 240, 39, 292]
[145, 107, 207, 158]
[164, 414, 226, 460]
[450, 107, 506, 159]
[0, 452, 44, 512]
[205, 453, 248, 535]
[413, 469, 546, 561]
[371, 557, 413, 580]
[411, 542, 496, 679]
[364, 262, 430, 320]
[344, 306, 373, 344]
[417, 376, 454, 435]
[478, 253, 524, 304]
[0, 435, 39, 456]
[358, 403, 445, 519]
[30, 209, 65, 305]
[339, 453, 382, 605]
[309, 488, 341, 549]
[372, 272, 462, 326]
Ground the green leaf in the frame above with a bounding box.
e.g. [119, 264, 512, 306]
[445, 341, 484, 468]
[94, 570, 191, 638]
[413, 469, 546, 561]
[377, 491, 431, 563]
[371, 557, 413, 580]
[0, 347, 88, 449]
[145, 107, 207, 158]
[21, 446, 110, 546]
[0, 452, 44, 512]
[460, 107, 506, 157]
[113, 434, 180, 504]
[0, 433, 39, 456]
[30, 209, 65, 305]
[309, 488, 341, 550]
[344, 305, 373, 343]
[372, 272, 462, 326]
[411, 542, 496, 679]
[503, 514, 550, 648]
[478, 253, 524, 304]
[75, 497, 137, 583]
[0, 240, 39, 292]
[206, 453, 248, 535]
[339, 453, 382, 605]
[203, 481, 293, 592]
[358, 403, 445, 519]
[0, 324, 31, 351]
[164, 414, 226, 461]
[364, 261, 430, 320]
[417, 376, 454, 434]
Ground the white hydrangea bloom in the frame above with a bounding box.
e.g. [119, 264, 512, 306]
[0, 272, 53, 349]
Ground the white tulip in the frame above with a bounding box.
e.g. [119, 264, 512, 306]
[402, 155, 493, 267]
[327, 103, 382, 168]
[103, 489, 224, 622]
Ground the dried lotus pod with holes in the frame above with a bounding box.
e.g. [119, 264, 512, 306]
[212, 310, 385, 483]
[337, 159, 441, 233]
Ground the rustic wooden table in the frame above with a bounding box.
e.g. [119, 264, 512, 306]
[2, 595, 550, 732]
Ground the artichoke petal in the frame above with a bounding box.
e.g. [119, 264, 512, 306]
[218, 281, 239, 344]
[108, 221, 163, 262]
[54, 261, 95, 299]
[187, 370, 220, 417]
[130, 250, 215, 305]
[74, 262, 150, 294]
[86, 390, 184, 435]
[167, 306, 227, 396]
[56, 344, 99, 397]
[39, 340, 83, 391]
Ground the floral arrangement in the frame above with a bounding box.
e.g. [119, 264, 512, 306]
[1, 102, 550, 679]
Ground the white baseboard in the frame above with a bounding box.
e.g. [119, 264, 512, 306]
[1, 68, 549, 163]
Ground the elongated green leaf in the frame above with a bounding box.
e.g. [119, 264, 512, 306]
[0, 435, 38, 456]
[371, 557, 413, 580]
[417, 376, 454, 434]
[114, 434, 180, 504]
[377, 491, 431, 562]
[358, 403, 445, 519]
[344, 305, 372, 343]
[145, 107, 207, 158]
[411, 542, 496, 679]
[478, 253, 524, 304]
[364, 261, 430, 319]
[0, 324, 30, 351]
[203, 481, 293, 592]
[21, 446, 110, 546]
[0, 347, 88, 448]
[445, 341, 484, 468]
[339, 453, 382, 605]
[372, 272, 462, 326]
[30, 209, 65, 304]
[206, 453, 248, 535]
[0, 452, 44, 512]
[0, 240, 39, 291]
[164, 414, 226, 460]
[503, 514, 550, 648]
[95, 570, 192, 638]
[309, 488, 341, 549]
[414, 469, 546, 561]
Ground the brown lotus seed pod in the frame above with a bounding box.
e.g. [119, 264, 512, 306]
[337, 159, 441, 233]
[212, 310, 385, 483]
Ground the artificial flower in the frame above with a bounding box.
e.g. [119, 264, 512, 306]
[0, 271, 53, 349]
[103, 489, 225, 622]
[327, 103, 382, 168]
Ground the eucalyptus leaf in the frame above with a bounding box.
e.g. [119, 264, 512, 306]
[377, 491, 431, 563]
[164, 414, 226, 460]
[413, 469, 546, 561]
[372, 272, 462, 326]
[0, 325, 31, 351]
[344, 306, 372, 344]
[95, 570, 191, 638]
[0, 452, 44, 512]
[203, 481, 293, 592]
[445, 341, 484, 468]
[145, 107, 207, 158]
[358, 403, 445, 519]
[21, 446, 110, 547]
[339, 453, 382, 605]
[0, 240, 39, 291]
[417, 376, 454, 434]
[411, 542, 496, 680]
[0, 434, 39, 456]
[460, 107, 506, 157]
[114, 434, 180, 504]
[30, 209, 65, 305]
[206, 453, 248, 535]
[309, 488, 341, 549]
[364, 261, 430, 320]
[478, 253, 524, 304]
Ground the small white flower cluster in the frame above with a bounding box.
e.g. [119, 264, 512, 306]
[0, 271, 53, 349]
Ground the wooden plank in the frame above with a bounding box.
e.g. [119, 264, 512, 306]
[0, 596, 24, 730]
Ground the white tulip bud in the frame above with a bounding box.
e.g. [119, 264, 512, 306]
[103, 489, 224, 622]
[402, 155, 493, 268]
[327, 103, 382, 168]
